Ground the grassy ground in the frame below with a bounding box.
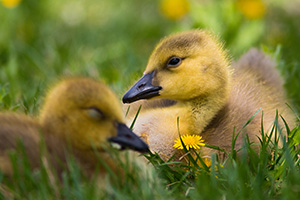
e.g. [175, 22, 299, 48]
[1, 0, 300, 199]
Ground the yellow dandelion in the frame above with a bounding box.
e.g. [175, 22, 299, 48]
[199, 158, 223, 168]
[236, 0, 266, 20]
[160, 0, 190, 20]
[173, 135, 205, 150]
[1, 0, 22, 9]
[203, 158, 211, 167]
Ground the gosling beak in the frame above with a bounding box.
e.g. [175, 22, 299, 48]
[108, 123, 149, 153]
[122, 71, 162, 103]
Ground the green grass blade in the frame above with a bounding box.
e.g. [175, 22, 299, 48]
[130, 105, 142, 130]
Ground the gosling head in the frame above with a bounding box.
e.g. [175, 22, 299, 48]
[39, 78, 149, 153]
[123, 30, 231, 103]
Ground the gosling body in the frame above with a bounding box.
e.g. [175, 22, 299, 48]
[123, 30, 295, 161]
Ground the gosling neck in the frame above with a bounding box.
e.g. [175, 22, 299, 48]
[181, 88, 230, 134]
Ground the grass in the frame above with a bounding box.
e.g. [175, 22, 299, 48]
[1, 107, 300, 199]
[1, 0, 300, 199]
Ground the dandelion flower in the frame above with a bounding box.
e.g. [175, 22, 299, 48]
[173, 135, 205, 150]
[236, 0, 266, 20]
[1, 0, 22, 9]
[203, 158, 212, 167]
[160, 0, 190, 20]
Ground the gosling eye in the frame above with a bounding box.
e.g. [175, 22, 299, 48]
[167, 57, 182, 68]
[87, 107, 105, 119]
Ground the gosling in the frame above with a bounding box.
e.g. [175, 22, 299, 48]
[0, 77, 148, 177]
[122, 30, 295, 161]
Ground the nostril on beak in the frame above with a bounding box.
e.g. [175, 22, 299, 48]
[137, 83, 145, 90]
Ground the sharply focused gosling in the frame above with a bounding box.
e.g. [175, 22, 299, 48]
[123, 30, 295, 161]
[0, 78, 148, 177]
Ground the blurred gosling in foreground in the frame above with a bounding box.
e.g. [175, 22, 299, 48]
[0, 77, 149, 177]
[123, 30, 295, 161]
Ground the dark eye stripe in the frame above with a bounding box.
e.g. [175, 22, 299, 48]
[167, 57, 182, 68]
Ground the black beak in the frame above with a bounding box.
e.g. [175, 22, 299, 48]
[122, 71, 162, 104]
[108, 123, 149, 153]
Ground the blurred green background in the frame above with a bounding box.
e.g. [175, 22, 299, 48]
[0, 0, 300, 114]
